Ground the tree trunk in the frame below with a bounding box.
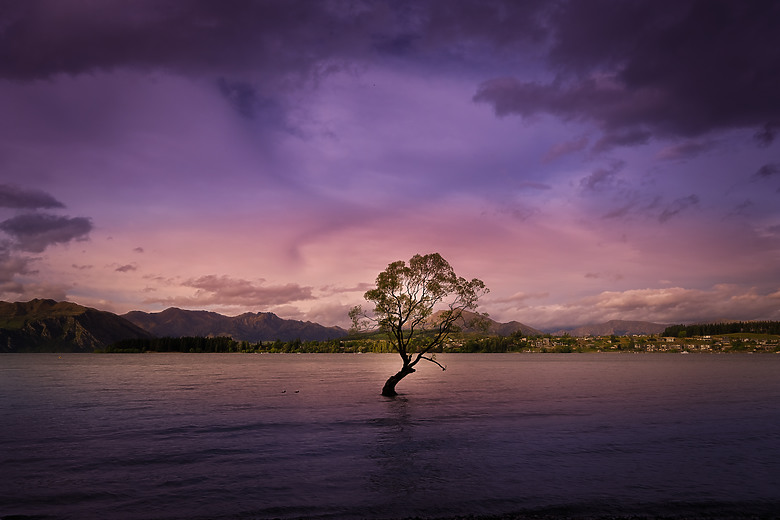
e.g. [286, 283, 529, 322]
[381, 365, 416, 397]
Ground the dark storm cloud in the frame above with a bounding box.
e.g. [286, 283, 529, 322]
[475, 0, 780, 148]
[0, 0, 554, 134]
[0, 213, 92, 253]
[0, 0, 341, 80]
[0, 184, 65, 209]
[0, 0, 548, 81]
[5, 0, 778, 147]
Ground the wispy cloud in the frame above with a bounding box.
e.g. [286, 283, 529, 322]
[516, 181, 552, 191]
[584, 271, 623, 282]
[659, 195, 699, 223]
[753, 163, 780, 179]
[754, 122, 777, 147]
[146, 275, 314, 309]
[506, 285, 780, 330]
[580, 161, 625, 192]
[0, 248, 32, 285]
[656, 139, 715, 161]
[543, 136, 589, 163]
[492, 291, 550, 305]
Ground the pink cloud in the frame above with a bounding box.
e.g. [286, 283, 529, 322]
[145, 275, 314, 310]
[504, 285, 780, 330]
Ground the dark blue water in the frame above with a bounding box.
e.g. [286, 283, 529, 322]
[2, 353, 779, 519]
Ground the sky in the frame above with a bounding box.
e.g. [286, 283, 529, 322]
[1, 0, 779, 330]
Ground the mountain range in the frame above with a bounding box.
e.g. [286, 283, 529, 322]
[0, 299, 151, 352]
[2, 299, 669, 353]
[428, 310, 543, 336]
[123, 307, 348, 343]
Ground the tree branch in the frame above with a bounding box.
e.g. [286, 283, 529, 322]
[420, 355, 446, 371]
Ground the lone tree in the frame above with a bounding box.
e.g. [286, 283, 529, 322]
[350, 253, 488, 396]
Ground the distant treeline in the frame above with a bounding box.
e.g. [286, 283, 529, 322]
[663, 321, 780, 337]
[103, 337, 391, 354]
[102, 334, 537, 354]
[105, 336, 240, 353]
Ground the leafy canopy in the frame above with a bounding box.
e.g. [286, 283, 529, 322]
[350, 253, 488, 369]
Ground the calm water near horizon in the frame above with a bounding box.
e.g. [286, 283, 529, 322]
[2, 353, 779, 520]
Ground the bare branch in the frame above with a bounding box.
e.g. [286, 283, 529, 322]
[420, 355, 446, 371]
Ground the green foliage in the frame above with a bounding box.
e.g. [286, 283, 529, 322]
[105, 336, 240, 353]
[0, 299, 86, 329]
[350, 253, 488, 370]
[102, 336, 396, 354]
[100, 330, 779, 354]
[664, 321, 780, 337]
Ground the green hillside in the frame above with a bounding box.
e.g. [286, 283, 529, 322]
[0, 299, 152, 352]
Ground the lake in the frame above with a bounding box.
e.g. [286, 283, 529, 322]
[1, 353, 779, 519]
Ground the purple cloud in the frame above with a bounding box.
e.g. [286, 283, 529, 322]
[580, 161, 624, 192]
[753, 122, 778, 147]
[656, 140, 715, 161]
[659, 195, 700, 223]
[543, 136, 589, 163]
[0, 184, 64, 209]
[754, 163, 780, 179]
[474, 0, 780, 149]
[0, 213, 92, 253]
[516, 181, 552, 191]
[0, 0, 778, 328]
[0, 1, 549, 80]
[147, 275, 314, 308]
[0, 248, 32, 284]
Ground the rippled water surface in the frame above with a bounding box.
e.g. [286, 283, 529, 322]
[2, 353, 779, 519]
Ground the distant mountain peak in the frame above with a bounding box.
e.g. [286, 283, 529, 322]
[427, 310, 543, 336]
[553, 319, 668, 337]
[123, 308, 347, 342]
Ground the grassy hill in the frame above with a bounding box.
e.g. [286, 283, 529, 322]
[0, 299, 152, 352]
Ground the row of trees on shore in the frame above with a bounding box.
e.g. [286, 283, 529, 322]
[663, 321, 780, 337]
[102, 335, 532, 354]
[102, 329, 780, 354]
